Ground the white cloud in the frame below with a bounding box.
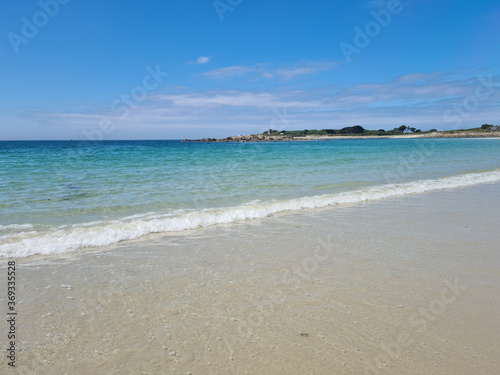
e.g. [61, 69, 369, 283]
[203, 65, 258, 79]
[203, 61, 336, 80]
[156, 91, 325, 109]
[32, 71, 500, 139]
[196, 56, 211, 64]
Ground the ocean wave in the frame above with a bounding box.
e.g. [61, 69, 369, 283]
[0, 223, 34, 230]
[2, 170, 500, 258]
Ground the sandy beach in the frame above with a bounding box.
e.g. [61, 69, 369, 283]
[2, 181, 499, 375]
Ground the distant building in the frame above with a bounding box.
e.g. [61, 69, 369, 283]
[491, 126, 500, 131]
[268, 129, 272, 135]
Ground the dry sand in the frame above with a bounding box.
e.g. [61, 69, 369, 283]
[2, 182, 499, 374]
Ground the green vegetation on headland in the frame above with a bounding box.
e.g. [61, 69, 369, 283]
[183, 124, 500, 142]
[261, 124, 498, 137]
[263, 125, 421, 137]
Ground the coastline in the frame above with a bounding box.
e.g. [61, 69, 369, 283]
[183, 132, 500, 142]
[5, 181, 500, 374]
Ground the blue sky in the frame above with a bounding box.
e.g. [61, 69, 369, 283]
[1, 0, 499, 140]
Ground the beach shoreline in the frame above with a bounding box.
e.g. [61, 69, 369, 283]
[4, 181, 500, 374]
[184, 132, 500, 142]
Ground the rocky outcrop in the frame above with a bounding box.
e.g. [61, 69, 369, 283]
[183, 131, 500, 142]
[183, 134, 295, 142]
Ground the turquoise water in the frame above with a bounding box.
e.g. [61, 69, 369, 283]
[1, 139, 499, 257]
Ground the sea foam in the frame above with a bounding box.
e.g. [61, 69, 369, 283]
[1, 170, 499, 258]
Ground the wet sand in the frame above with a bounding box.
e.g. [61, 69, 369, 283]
[2, 182, 500, 374]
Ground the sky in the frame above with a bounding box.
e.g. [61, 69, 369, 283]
[1, 0, 500, 140]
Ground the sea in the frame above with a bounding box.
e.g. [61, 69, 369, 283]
[1, 138, 499, 258]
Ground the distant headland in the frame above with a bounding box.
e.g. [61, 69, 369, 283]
[183, 124, 500, 142]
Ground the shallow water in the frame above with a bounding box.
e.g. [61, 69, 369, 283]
[1, 139, 499, 256]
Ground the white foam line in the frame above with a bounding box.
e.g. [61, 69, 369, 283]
[2, 170, 500, 258]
